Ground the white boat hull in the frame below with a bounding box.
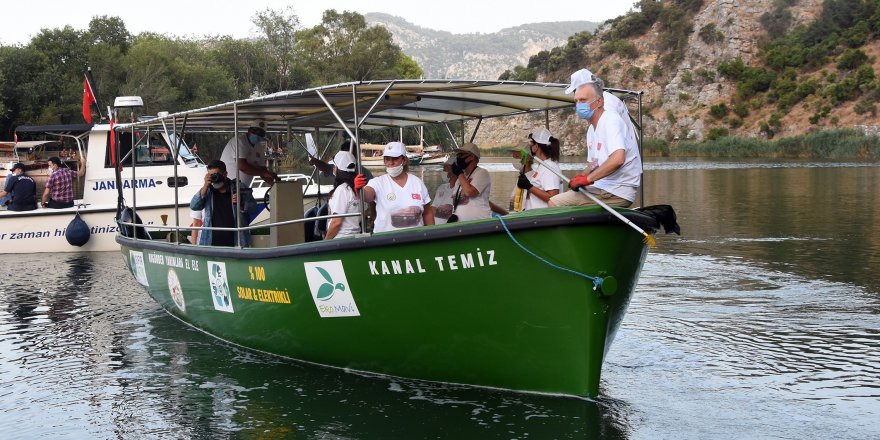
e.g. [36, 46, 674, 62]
[0, 203, 193, 253]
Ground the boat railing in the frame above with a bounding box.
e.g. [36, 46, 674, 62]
[118, 211, 360, 243]
[250, 173, 314, 189]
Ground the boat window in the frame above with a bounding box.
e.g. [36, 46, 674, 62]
[168, 134, 200, 165]
[106, 131, 177, 167]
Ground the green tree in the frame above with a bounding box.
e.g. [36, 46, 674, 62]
[252, 6, 301, 91]
[394, 53, 423, 79]
[297, 10, 403, 84]
[87, 15, 131, 52]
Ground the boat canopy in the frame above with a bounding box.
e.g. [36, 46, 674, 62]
[114, 80, 643, 134]
[14, 123, 93, 134]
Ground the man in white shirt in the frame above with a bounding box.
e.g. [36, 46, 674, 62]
[549, 71, 643, 208]
[219, 120, 279, 223]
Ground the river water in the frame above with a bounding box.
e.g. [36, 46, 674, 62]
[1, 159, 878, 439]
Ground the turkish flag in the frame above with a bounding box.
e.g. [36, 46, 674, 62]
[82, 77, 96, 124]
[109, 115, 117, 167]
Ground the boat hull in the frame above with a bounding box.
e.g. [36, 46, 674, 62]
[118, 206, 656, 397]
[1, 204, 194, 253]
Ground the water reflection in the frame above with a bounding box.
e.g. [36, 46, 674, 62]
[110, 311, 630, 439]
[1, 161, 878, 439]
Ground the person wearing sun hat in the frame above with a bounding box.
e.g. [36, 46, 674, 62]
[325, 151, 362, 239]
[516, 127, 562, 210]
[355, 141, 434, 232]
[446, 142, 492, 222]
[566, 68, 639, 177]
[549, 70, 643, 208]
[219, 119, 279, 224]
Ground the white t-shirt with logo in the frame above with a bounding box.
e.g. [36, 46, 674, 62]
[585, 111, 642, 202]
[523, 160, 562, 210]
[367, 173, 432, 233]
[452, 167, 491, 221]
[328, 183, 361, 237]
[432, 181, 455, 224]
[220, 133, 263, 186]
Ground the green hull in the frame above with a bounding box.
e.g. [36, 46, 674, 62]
[119, 206, 657, 398]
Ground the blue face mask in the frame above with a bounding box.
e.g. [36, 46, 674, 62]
[576, 102, 595, 121]
[248, 134, 263, 145]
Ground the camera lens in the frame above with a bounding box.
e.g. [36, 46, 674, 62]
[210, 173, 223, 183]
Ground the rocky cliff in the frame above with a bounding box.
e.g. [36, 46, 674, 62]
[376, 1, 880, 154]
[365, 13, 597, 79]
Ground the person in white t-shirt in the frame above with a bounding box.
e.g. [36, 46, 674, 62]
[432, 155, 458, 224]
[550, 77, 643, 208]
[219, 120, 279, 223]
[516, 127, 563, 210]
[355, 142, 434, 233]
[325, 151, 362, 239]
[189, 209, 204, 244]
[448, 142, 492, 222]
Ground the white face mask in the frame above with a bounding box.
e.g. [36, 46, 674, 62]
[211, 182, 224, 189]
[386, 164, 404, 177]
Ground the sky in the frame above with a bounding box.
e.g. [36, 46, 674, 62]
[1, 0, 638, 45]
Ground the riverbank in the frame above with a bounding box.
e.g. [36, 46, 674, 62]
[476, 129, 880, 160]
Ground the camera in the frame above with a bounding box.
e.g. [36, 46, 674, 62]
[209, 173, 224, 184]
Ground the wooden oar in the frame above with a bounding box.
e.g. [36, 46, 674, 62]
[531, 155, 656, 247]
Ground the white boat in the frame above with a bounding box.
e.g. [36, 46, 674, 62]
[250, 173, 334, 198]
[0, 122, 207, 254]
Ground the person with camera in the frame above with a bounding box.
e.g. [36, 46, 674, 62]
[190, 160, 250, 247]
[446, 142, 491, 222]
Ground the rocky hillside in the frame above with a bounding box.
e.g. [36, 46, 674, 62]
[399, 0, 880, 153]
[365, 13, 597, 79]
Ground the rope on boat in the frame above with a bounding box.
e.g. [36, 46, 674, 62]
[493, 214, 605, 292]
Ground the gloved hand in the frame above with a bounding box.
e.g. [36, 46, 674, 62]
[516, 173, 533, 190]
[451, 163, 464, 176]
[569, 174, 592, 191]
[354, 174, 367, 194]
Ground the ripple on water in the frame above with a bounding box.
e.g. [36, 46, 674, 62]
[604, 252, 880, 440]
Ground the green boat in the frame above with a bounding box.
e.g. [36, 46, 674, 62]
[113, 80, 674, 398]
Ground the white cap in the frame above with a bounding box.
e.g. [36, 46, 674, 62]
[529, 127, 553, 145]
[383, 141, 406, 157]
[333, 151, 357, 171]
[565, 68, 597, 95]
[458, 142, 481, 159]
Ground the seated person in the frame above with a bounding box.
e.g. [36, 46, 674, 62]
[41, 155, 86, 209]
[190, 160, 251, 247]
[325, 151, 362, 239]
[516, 127, 562, 210]
[448, 143, 491, 222]
[0, 163, 38, 211]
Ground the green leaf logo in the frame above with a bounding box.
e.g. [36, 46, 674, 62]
[314, 267, 345, 301]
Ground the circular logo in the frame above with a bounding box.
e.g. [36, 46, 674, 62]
[167, 268, 185, 313]
[387, 193, 396, 201]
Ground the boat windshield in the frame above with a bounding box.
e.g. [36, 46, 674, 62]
[168, 134, 200, 165]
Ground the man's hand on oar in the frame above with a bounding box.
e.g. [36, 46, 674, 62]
[569, 174, 592, 191]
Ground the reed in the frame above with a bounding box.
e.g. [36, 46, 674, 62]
[657, 129, 880, 160]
